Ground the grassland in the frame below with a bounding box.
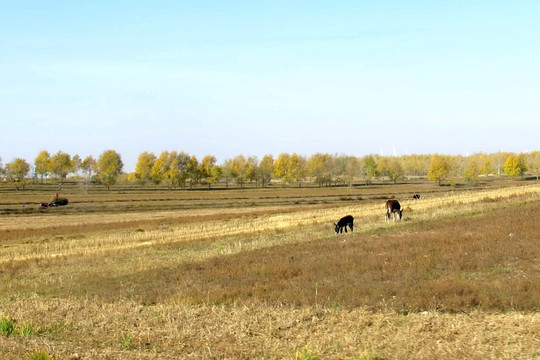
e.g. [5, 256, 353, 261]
[0, 179, 538, 359]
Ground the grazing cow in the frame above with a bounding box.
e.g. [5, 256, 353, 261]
[334, 215, 354, 234]
[385, 200, 403, 223]
[412, 194, 421, 200]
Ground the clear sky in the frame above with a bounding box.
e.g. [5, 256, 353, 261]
[1, 1, 539, 172]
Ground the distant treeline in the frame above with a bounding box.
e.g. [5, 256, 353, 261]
[1, 150, 539, 190]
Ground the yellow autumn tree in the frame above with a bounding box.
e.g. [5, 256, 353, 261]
[428, 154, 450, 185]
[258, 154, 274, 187]
[200, 155, 217, 188]
[34, 150, 51, 183]
[308, 153, 333, 187]
[96, 150, 123, 190]
[274, 153, 291, 185]
[504, 154, 527, 179]
[134, 151, 156, 185]
[464, 159, 479, 184]
[6, 158, 30, 190]
[527, 151, 540, 180]
[288, 153, 306, 187]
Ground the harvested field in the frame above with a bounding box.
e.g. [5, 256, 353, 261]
[0, 180, 538, 359]
[1, 300, 537, 359]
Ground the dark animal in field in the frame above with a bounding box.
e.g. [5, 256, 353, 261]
[40, 197, 69, 207]
[385, 200, 403, 223]
[51, 197, 69, 206]
[334, 215, 354, 234]
[412, 194, 421, 200]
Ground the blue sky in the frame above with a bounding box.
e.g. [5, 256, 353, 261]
[1, 1, 539, 171]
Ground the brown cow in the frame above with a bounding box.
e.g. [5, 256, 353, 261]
[385, 200, 403, 223]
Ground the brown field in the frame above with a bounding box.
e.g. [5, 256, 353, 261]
[0, 179, 538, 359]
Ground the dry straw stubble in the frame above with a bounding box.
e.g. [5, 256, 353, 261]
[0, 182, 539, 359]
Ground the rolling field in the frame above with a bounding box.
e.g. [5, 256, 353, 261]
[0, 180, 539, 359]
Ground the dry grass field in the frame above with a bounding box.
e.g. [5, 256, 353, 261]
[0, 179, 538, 359]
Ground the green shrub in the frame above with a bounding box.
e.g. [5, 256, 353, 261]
[293, 345, 320, 360]
[122, 331, 134, 348]
[20, 323, 41, 336]
[0, 317, 15, 336]
[27, 351, 56, 360]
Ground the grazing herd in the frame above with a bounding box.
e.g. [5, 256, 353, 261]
[36, 190, 418, 236]
[334, 193, 421, 234]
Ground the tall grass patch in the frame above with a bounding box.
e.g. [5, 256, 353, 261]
[0, 317, 15, 336]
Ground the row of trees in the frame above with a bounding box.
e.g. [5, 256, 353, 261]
[1, 150, 123, 190]
[134, 151, 537, 188]
[1, 150, 538, 190]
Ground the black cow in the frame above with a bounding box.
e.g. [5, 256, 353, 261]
[385, 200, 403, 223]
[334, 215, 354, 234]
[412, 194, 421, 200]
